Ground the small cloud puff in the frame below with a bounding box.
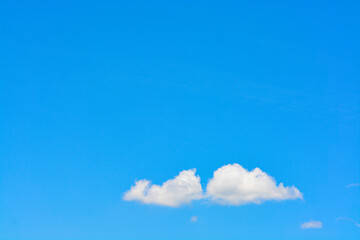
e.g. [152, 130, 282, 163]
[301, 220, 323, 229]
[190, 216, 198, 222]
[206, 164, 303, 205]
[123, 169, 203, 207]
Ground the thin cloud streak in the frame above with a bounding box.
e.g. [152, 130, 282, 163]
[336, 217, 360, 228]
[346, 183, 360, 188]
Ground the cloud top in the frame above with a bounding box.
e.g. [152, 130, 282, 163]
[301, 220, 323, 229]
[123, 169, 203, 207]
[206, 164, 303, 205]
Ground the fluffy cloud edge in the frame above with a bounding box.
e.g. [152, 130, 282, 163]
[123, 169, 204, 207]
[206, 163, 303, 205]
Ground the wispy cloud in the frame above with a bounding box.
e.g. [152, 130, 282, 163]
[346, 183, 360, 188]
[336, 217, 360, 228]
[206, 164, 303, 205]
[190, 216, 198, 222]
[301, 220, 323, 229]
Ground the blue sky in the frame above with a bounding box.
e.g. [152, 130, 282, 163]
[0, 1, 359, 240]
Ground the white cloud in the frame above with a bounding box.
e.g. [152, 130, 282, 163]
[123, 169, 203, 207]
[301, 220, 323, 229]
[190, 216, 198, 222]
[206, 163, 303, 205]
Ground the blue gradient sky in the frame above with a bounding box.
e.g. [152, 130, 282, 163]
[1, 1, 359, 240]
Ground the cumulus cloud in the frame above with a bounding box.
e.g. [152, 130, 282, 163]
[123, 169, 203, 207]
[301, 220, 323, 229]
[206, 163, 303, 205]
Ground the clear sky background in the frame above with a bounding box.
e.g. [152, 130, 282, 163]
[1, 1, 359, 240]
